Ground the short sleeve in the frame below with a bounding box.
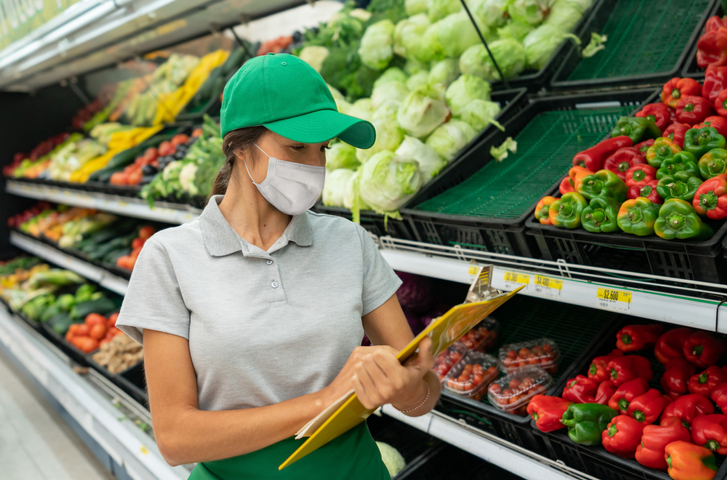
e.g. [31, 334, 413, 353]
[355, 225, 402, 315]
[116, 237, 191, 345]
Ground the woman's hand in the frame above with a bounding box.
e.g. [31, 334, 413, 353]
[324, 337, 435, 410]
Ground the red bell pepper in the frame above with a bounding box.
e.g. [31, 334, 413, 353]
[676, 95, 715, 125]
[662, 78, 703, 108]
[616, 324, 664, 352]
[694, 115, 727, 138]
[716, 88, 727, 118]
[602, 415, 645, 459]
[706, 16, 727, 34]
[655, 327, 694, 364]
[635, 139, 656, 157]
[665, 441, 719, 480]
[559, 176, 574, 195]
[625, 164, 657, 188]
[635, 417, 692, 470]
[595, 380, 616, 405]
[703, 67, 727, 102]
[663, 123, 691, 149]
[627, 180, 663, 204]
[603, 147, 647, 180]
[692, 415, 727, 455]
[608, 355, 654, 387]
[693, 174, 727, 220]
[562, 375, 599, 404]
[636, 103, 673, 132]
[662, 358, 699, 400]
[628, 389, 672, 424]
[572, 137, 633, 170]
[711, 383, 727, 412]
[662, 394, 715, 430]
[683, 331, 726, 368]
[609, 377, 650, 414]
[698, 27, 727, 70]
[588, 348, 624, 383]
[570, 166, 594, 189]
[527, 395, 572, 432]
[689, 366, 727, 398]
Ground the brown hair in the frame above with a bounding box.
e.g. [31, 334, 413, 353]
[210, 126, 268, 198]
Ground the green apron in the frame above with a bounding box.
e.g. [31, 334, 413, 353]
[188, 423, 390, 480]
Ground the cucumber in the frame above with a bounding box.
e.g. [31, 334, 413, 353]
[102, 248, 131, 266]
[49, 312, 73, 334]
[71, 297, 117, 320]
[193, 68, 224, 107]
[221, 47, 248, 76]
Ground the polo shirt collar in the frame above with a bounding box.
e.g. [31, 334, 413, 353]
[200, 195, 313, 257]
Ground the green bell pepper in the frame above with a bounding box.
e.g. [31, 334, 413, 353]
[561, 403, 619, 446]
[581, 197, 620, 233]
[656, 151, 699, 180]
[576, 170, 628, 203]
[698, 148, 727, 179]
[683, 127, 726, 159]
[549, 192, 588, 229]
[654, 198, 714, 240]
[646, 137, 681, 169]
[611, 116, 661, 144]
[656, 171, 702, 202]
[617, 197, 660, 236]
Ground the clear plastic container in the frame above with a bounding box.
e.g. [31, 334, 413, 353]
[498, 338, 560, 374]
[487, 366, 553, 416]
[434, 343, 467, 381]
[457, 316, 500, 352]
[444, 352, 499, 400]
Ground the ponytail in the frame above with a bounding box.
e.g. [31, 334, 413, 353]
[207, 126, 268, 202]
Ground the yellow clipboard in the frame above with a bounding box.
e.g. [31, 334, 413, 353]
[279, 269, 524, 470]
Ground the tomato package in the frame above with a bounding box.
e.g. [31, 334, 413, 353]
[443, 352, 498, 400]
[488, 366, 553, 416]
[498, 338, 560, 374]
[434, 343, 467, 381]
[457, 316, 500, 352]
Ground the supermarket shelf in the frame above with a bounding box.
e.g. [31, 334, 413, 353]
[0, 303, 188, 480]
[380, 406, 595, 480]
[6, 179, 201, 224]
[9, 231, 129, 296]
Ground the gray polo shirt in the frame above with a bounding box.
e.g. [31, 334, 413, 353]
[116, 196, 402, 412]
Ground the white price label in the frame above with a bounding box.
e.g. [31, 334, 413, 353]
[597, 288, 632, 313]
[532, 275, 563, 298]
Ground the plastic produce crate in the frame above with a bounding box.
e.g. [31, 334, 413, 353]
[396, 444, 524, 480]
[550, 0, 717, 91]
[313, 88, 528, 239]
[86, 353, 143, 401]
[117, 361, 148, 407]
[402, 88, 659, 256]
[682, 1, 724, 78]
[436, 296, 616, 456]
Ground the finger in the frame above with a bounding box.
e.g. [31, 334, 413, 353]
[357, 362, 382, 406]
[352, 374, 375, 410]
[405, 337, 434, 371]
[373, 349, 403, 375]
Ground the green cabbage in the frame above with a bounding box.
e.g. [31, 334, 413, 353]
[336, 99, 351, 114]
[508, 0, 556, 25]
[396, 136, 447, 181]
[405, 0, 430, 16]
[347, 98, 374, 122]
[393, 14, 430, 59]
[544, 0, 588, 33]
[428, 0, 461, 22]
[323, 169, 355, 207]
[497, 21, 534, 41]
[298, 46, 329, 73]
[371, 81, 409, 109]
[474, 0, 511, 28]
[418, 24, 444, 63]
[359, 151, 423, 214]
[358, 20, 395, 70]
[356, 117, 405, 163]
[458, 99, 502, 131]
[326, 142, 360, 170]
[428, 58, 460, 87]
[404, 58, 428, 75]
[373, 67, 408, 88]
[460, 40, 526, 81]
[327, 83, 344, 101]
[343, 169, 370, 210]
[397, 84, 450, 138]
[491, 137, 517, 161]
[376, 442, 406, 478]
[428, 12, 481, 58]
[406, 71, 429, 91]
[445, 75, 492, 116]
[523, 25, 580, 70]
[372, 100, 400, 122]
[425, 121, 476, 161]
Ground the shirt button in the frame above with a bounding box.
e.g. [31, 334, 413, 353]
[271, 281, 279, 288]
[266, 259, 273, 265]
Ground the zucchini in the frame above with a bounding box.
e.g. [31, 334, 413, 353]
[193, 68, 224, 107]
[87, 164, 124, 183]
[40, 303, 63, 323]
[49, 312, 73, 334]
[106, 145, 143, 170]
[102, 248, 131, 266]
[221, 47, 248, 76]
[71, 297, 117, 320]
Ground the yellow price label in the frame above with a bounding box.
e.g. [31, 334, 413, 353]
[468, 266, 479, 275]
[534, 275, 563, 290]
[503, 271, 530, 285]
[597, 288, 632, 312]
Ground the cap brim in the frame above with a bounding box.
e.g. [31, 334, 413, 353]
[263, 109, 376, 149]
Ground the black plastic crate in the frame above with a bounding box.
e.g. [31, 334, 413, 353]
[435, 296, 616, 456]
[397, 444, 524, 480]
[402, 88, 659, 256]
[551, 0, 717, 91]
[117, 361, 148, 407]
[682, 1, 724, 78]
[86, 352, 142, 394]
[39, 322, 91, 366]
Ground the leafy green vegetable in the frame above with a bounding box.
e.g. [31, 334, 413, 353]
[298, 46, 330, 72]
[458, 99, 503, 132]
[372, 100, 401, 122]
[508, 0, 556, 25]
[356, 117, 405, 163]
[428, 58, 461, 87]
[582, 32, 607, 58]
[460, 40, 526, 81]
[445, 75, 492, 116]
[544, 0, 588, 32]
[473, 0, 512, 28]
[371, 81, 409, 109]
[403, 58, 428, 75]
[397, 84, 450, 138]
[377, 442, 406, 478]
[396, 136, 447, 180]
[393, 14, 430, 60]
[323, 169, 356, 207]
[406, 71, 429, 91]
[523, 25, 580, 70]
[428, 12, 481, 58]
[497, 21, 534, 41]
[373, 67, 409, 88]
[326, 142, 360, 170]
[348, 98, 374, 122]
[429, 0, 461, 22]
[425, 121, 476, 161]
[405, 0, 429, 16]
[491, 137, 517, 161]
[358, 150, 423, 215]
[358, 19, 395, 70]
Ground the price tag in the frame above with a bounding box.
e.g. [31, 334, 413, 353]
[502, 271, 530, 291]
[532, 275, 563, 298]
[468, 266, 479, 276]
[596, 288, 632, 313]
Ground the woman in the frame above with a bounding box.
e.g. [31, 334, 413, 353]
[116, 53, 440, 479]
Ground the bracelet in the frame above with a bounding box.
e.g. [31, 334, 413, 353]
[394, 380, 431, 414]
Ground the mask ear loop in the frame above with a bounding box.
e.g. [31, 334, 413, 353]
[243, 144, 270, 186]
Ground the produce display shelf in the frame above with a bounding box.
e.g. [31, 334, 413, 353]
[550, 0, 716, 90]
[0, 304, 189, 480]
[6, 179, 201, 224]
[380, 406, 593, 480]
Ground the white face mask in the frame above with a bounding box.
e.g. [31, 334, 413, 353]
[242, 144, 326, 216]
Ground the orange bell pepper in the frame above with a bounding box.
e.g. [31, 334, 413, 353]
[665, 441, 718, 480]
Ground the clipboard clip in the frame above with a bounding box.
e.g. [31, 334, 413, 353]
[465, 265, 501, 303]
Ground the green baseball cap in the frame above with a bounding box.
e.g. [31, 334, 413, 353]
[220, 53, 375, 149]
